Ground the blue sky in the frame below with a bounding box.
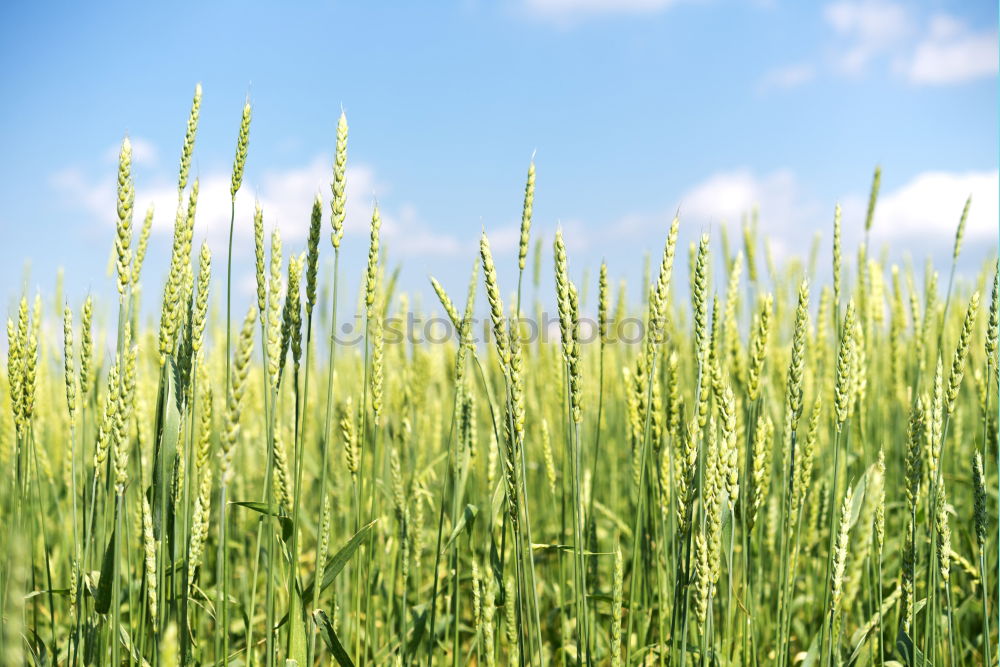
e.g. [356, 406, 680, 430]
[1, 0, 997, 321]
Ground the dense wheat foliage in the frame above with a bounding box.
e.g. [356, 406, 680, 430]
[1, 87, 997, 666]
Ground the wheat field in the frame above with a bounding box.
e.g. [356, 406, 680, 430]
[1, 85, 997, 666]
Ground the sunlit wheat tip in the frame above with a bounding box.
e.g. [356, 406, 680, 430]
[330, 111, 348, 249]
[518, 160, 535, 272]
[178, 82, 202, 192]
[114, 136, 134, 296]
[230, 100, 252, 197]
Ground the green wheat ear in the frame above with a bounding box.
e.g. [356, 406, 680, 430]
[743, 218, 758, 284]
[80, 294, 93, 397]
[192, 242, 211, 355]
[832, 203, 842, 311]
[748, 413, 774, 530]
[114, 136, 134, 297]
[7, 318, 22, 436]
[518, 159, 535, 272]
[784, 280, 810, 434]
[230, 99, 252, 198]
[278, 252, 303, 384]
[935, 484, 952, 583]
[254, 202, 266, 317]
[266, 228, 283, 388]
[746, 293, 772, 402]
[142, 496, 158, 625]
[834, 300, 856, 428]
[340, 397, 359, 479]
[972, 451, 987, 548]
[598, 261, 609, 344]
[691, 233, 710, 355]
[481, 230, 508, 365]
[62, 304, 76, 421]
[365, 205, 382, 321]
[178, 82, 202, 192]
[221, 305, 257, 484]
[331, 111, 348, 249]
[132, 204, 154, 287]
[863, 165, 881, 233]
[945, 291, 979, 416]
[952, 195, 971, 261]
[829, 485, 854, 649]
[429, 276, 461, 331]
[371, 289, 385, 423]
[305, 193, 322, 319]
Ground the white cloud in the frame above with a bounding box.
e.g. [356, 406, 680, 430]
[52, 155, 463, 259]
[678, 167, 999, 251]
[867, 169, 998, 243]
[51, 167, 109, 222]
[521, 0, 683, 22]
[679, 168, 814, 231]
[758, 63, 816, 91]
[823, 1, 913, 74]
[907, 15, 998, 84]
[817, 3, 996, 85]
[663, 166, 997, 271]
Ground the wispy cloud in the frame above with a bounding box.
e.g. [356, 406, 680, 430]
[907, 15, 998, 85]
[520, 0, 685, 23]
[813, 2, 996, 86]
[679, 168, 816, 231]
[823, 1, 912, 75]
[758, 63, 816, 92]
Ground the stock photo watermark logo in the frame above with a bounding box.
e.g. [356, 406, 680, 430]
[333, 311, 653, 346]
